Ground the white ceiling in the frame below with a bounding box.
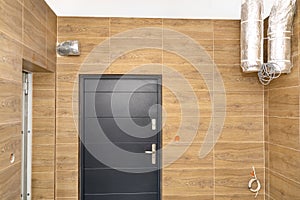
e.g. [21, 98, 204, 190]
[45, 0, 275, 19]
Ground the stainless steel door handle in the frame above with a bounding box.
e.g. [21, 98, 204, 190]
[145, 144, 156, 165]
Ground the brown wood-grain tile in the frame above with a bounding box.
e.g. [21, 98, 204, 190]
[80, 64, 112, 74]
[269, 86, 299, 118]
[0, 162, 21, 200]
[163, 51, 214, 70]
[47, 30, 57, 64]
[56, 143, 79, 171]
[47, 59, 56, 72]
[58, 17, 109, 38]
[111, 48, 162, 65]
[264, 89, 269, 141]
[24, 0, 47, 25]
[162, 39, 214, 64]
[163, 88, 212, 117]
[23, 43, 47, 69]
[269, 117, 299, 150]
[108, 63, 162, 74]
[0, 79, 22, 124]
[56, 90, 78, 108]
[110, 18, 162, 37]
[265, 143, 270, 170]
[33, 104, 55, 118]
[56, 170, 78, 198]
[265, 168, 270, 198]
[163, 195, 214, 200]
[215, 142, 264, 168]
[269, 144, 300, 182]
[33, 89, 55, 107]
[56, 72, 78, 91]
[56, 80, 78, 93]
[32, 172, 54, 199]
[56, 107, 77, 118]
[32, 118, 55, 145]
[56, 117, 79, 144]
[216, 65, 263, 92]
[110, 37, 162, 62]
[216, 116, 263, 142]
[213, 20, 240, 40]
[32, 87, 55, 119]
[163, 63, 213, 91]
[163, 168, 214, 196]
[164, 144, 213, 169]
[33, 73, 55, 90]
[32, 145, 55, 172]
[163, 38, 214, 65]
[163, 117, 211, 145]
[0, 122, 21, 171]
[214, 40, 240, 65]
[163, 19, 213, 40]
[215, 91, 264, 117]
[46, 5, 57, 35]
[23, 8, 46, 58]
[215, 194, 265, 200]
[0, 0, 22, 42]
[0, 32, 22, 82]
[269, 170, 300, 200]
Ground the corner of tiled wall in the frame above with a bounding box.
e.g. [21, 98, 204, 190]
[265, 1, 300, 199]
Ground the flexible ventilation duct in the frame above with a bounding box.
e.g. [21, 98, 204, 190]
[241, 0, 264, 73]
[268, 0, 297, 73]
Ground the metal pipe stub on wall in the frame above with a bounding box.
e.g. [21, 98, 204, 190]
[57, 40, 81, 56]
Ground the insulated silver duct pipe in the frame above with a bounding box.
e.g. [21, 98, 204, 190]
[241, 0, 264, 73]
[268, 0, 297, 74]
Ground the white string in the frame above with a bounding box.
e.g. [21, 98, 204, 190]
[258, 63, 281, 85]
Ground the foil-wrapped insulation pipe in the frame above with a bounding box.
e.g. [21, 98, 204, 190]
[241, 0, 264, 73]
[268, 0, 297, 74]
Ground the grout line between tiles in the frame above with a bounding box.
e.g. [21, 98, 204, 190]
[268, 168, 300, 185]
[54, 70, 57, 200]
[268, 116, 300, 120]
[263, 87, 266, 200]
[212, 21, 216, 200]
[0, 161, 21, 174]
[0, 120, 22, 126]
[268, 141, 300, 152]
[268, 85, 299, 91]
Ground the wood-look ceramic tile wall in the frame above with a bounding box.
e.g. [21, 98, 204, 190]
[32, 73, 56, 199]
[57, 17, 265, 199]
[265, 1, 300, 199]
[0, 0, 57, 199]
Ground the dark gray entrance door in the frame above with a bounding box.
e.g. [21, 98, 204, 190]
[80, 75, 162, 200]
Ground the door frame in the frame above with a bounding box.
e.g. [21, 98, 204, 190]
[21, 72, 32, 200]
[79, 74, 162, 200]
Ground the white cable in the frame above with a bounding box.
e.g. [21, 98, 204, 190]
[248, 178, 261, 193]
[258, 63, 281, 85]
[248, 166, 261, 198]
